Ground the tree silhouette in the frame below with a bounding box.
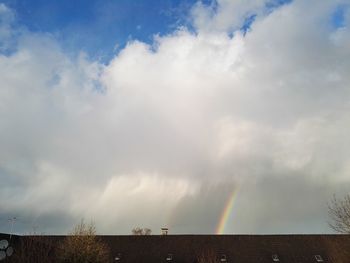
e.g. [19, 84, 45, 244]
[328, 194, 350, 233]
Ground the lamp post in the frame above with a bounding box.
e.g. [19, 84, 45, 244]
[8, 217, 16, 241]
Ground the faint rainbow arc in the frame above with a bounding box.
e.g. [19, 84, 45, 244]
[215, 189, 238, 235]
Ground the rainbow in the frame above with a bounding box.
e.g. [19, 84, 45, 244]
[215, 189, 238, 234]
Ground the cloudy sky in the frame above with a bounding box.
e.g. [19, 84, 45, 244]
[0, 0, 349, 235]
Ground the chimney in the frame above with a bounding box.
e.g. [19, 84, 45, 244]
[161, 227, 168, 235]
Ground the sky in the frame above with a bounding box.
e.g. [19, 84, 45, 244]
[0, 0, 349, 235]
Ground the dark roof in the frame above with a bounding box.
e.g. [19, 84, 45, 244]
[1, 234, 350, 263]
[100, 235, 350, 263]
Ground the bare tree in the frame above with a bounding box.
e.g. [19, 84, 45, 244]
[58, 220, 110, 263]
[328, 194, 350, 233]
[131, 227, 152, 235]
[143, 228, 152, 235]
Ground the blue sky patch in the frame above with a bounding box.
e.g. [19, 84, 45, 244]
[265, 0, 292, 14]
[1, 0, 198, 61]
[241, 14, 257, 35]
[331, 5, 348, 29]
[1, 0, 296, 61]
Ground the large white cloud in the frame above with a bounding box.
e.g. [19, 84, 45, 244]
[0, 0, 350, 234]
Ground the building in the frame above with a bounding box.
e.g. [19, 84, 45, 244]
[1, 233, 350, 262]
